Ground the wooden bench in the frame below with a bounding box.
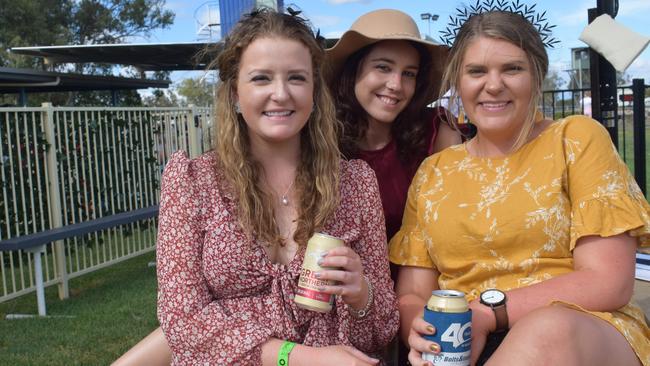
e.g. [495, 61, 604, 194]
[0, 205, 159, 316]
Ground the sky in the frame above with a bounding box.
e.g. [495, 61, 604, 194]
[137, 0, 650, 88]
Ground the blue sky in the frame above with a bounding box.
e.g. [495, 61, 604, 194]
[141, 0, 650, 87]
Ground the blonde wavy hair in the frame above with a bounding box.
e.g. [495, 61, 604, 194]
[209, 8, 341, 247]
[439, 11, 548, 152]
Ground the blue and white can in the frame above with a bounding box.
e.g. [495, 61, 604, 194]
[422, 289, 472, 366]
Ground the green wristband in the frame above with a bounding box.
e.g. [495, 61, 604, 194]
[277, 340, 296, 366]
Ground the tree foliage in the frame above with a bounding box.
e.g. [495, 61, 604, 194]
[176, 76, 215, 107]
[142, 89, 180, 107]
[0, 0, 74, 68]
[543, 68, 566, 91]
[0, 0, 174, 106]
[1, 0, 174, 69]
[71, 0, 174, 45]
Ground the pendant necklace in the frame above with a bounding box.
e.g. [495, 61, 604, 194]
[280, 179, 295, 206]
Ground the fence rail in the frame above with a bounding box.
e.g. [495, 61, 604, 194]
[0, 104, 211, 303]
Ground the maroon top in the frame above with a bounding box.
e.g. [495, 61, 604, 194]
[356, 107, 450, 241]
[157, 151, 399, 365]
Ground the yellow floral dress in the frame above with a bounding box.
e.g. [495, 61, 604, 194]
[389, 115, 650, 364]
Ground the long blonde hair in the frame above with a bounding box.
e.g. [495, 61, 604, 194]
[440, 11, 548, 152]
[210, 8, 341, 247]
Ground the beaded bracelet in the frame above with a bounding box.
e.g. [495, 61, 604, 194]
[277, 340, 296, 366]
[348, 276, 374, 319]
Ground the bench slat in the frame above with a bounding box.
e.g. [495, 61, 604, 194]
[0, 205, 159, 251]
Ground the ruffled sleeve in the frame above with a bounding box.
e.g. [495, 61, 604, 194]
[338, 160, 400, 352]
[388, 156, 437, 268]
[156, 151, 274, 365]
[563, 116, 650, 250]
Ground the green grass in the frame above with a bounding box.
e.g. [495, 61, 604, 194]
[0, 226, 157, 300]
[0, 251, 158, 366]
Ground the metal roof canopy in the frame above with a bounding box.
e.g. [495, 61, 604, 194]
[10, 40, 337, 72]
[0, 67, 170, 94]
[11, 42, 221, 71]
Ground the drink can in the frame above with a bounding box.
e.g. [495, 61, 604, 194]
[294, 233, 344, 312]
[422, 289, 472, 366]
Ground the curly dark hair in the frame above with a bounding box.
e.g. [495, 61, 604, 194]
[333, 41, 435, 162]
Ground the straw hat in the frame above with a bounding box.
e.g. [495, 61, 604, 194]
[326, 9, 449, 102]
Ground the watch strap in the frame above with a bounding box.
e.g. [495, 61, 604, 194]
[492, 303, 509, 331]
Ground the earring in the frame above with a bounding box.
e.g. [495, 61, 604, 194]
[235, 102, 241, 114]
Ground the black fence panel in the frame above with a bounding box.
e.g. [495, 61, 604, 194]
[542, 82, 649, 197]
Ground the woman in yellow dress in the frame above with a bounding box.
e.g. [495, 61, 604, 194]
[389, 9, 650, 366]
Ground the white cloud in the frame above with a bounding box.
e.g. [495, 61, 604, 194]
[166, 1, 195, 19]
[326, 0, 371, 4]
[325, 30, 345, 39]
[616, 0, 650, 17]
[549, 61, 568, 73]
[626, 56, 650, 80]
[310, 15, 342, 28]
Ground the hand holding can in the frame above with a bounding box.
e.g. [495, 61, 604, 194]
[422, 290, 472, 366]
[310, 244, 367, 311]
[294, 233, 344, 312]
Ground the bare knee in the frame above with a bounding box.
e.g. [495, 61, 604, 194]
[486, 306, 583, 366]
[486, 306, 640, 366]
[512, 305, 581, 346]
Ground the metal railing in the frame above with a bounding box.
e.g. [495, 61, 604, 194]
[541, 82, 649, 195]
[0, 104, 212, 303]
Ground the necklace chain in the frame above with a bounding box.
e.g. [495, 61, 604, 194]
[280, 179, 295, 206]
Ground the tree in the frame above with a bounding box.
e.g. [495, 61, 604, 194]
[543, 68, 566, 91]
[616, 71, 631, 86]
[142, 89, 180, 107]
[0, 0, 175, 106]
[0, 0, 73, 68]
[71, 0, 174, 45]
[176, 77, 215, 107]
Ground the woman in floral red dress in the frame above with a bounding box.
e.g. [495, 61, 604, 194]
[124, 9, 398, 366]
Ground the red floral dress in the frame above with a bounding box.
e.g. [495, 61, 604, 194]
[156, 151, 399, 365]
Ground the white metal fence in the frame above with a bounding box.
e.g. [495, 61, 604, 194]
[0, 104, 212, 302]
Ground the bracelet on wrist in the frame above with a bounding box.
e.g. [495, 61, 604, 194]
[347, 275, 374, 319]
[277, 340, 296, 366]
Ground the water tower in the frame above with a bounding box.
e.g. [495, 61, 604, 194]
[195, 1, 221, 42]
[195, 0, 285, 42]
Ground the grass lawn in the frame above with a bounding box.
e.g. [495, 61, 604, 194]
[0, 251, 158, 365]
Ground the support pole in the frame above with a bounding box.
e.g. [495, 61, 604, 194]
[42, 102, 69, 299]
[588, 0, 619, 146]
[29, 245, 47, 316]
[632, 78, 647, 195]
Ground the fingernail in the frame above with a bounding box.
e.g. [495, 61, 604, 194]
[426, 325, 435, 334]
[317, 258, 324, 266]
[314, 271, 321, 278]
[430, 343, 440, 354]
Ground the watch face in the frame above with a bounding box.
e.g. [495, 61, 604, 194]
[481, 289, 505, 304]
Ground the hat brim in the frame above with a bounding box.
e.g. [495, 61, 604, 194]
[325, 30, 449, 103]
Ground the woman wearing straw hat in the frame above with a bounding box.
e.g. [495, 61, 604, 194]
[326, 9, 461, 244]
[326, 9, 461, 365]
